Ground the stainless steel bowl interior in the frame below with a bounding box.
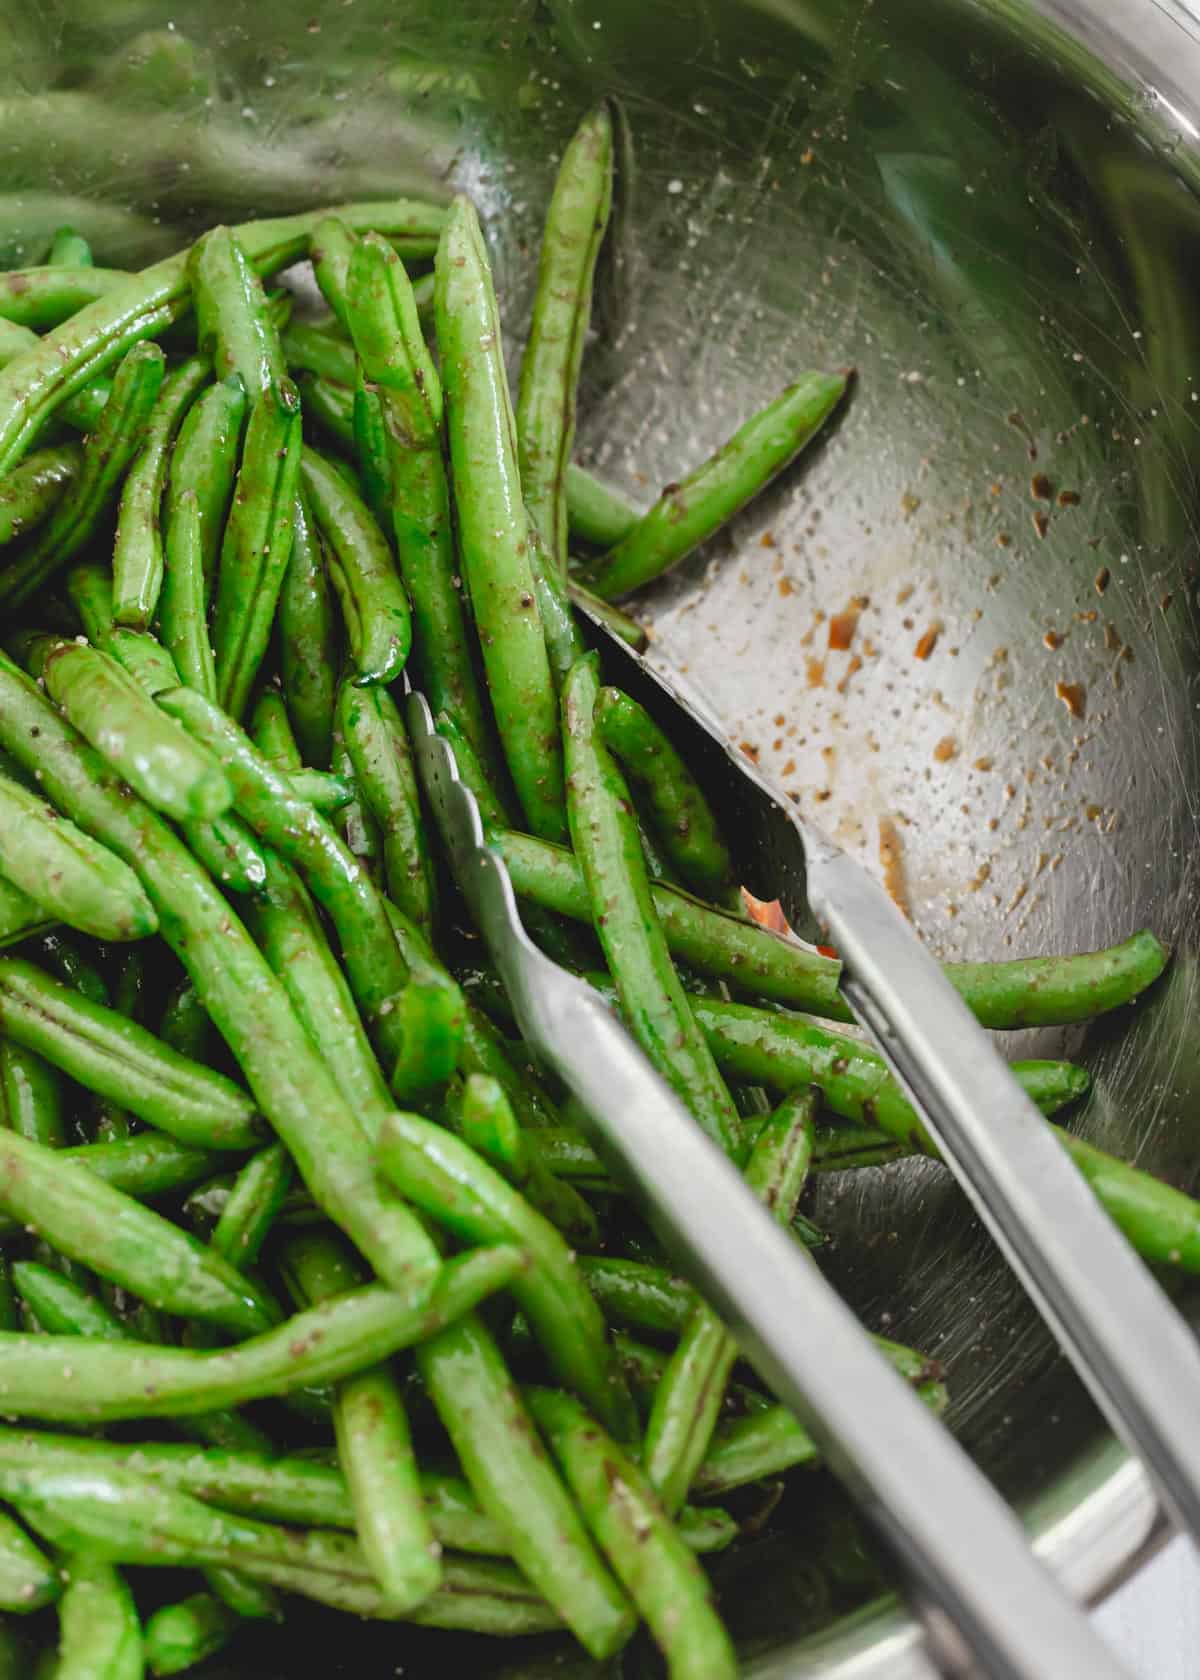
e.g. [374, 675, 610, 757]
[7, 0, 1200, 1673]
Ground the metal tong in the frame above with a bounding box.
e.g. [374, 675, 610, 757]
[405, 614, 1199, 1678]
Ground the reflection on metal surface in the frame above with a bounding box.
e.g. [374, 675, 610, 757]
[4, 0, 1200, 1673]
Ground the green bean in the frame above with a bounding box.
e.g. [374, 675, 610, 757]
[43, 641, 231, 824]
[0, 316, 111, 436]
[13, 1261, 132, 1340]
[643, 1089, 816, 1514]
[0, 1039, 65, 1149]
[144, 1593, 240, 1675]
[191, 228, 287, 400]
[353, 372, 394, 533]
[203, 1564, 283, 1624]
[336, 680, 435, 934]
[301, 446, 411, 686]
[585, 372, 849, 599]
[380, 1111, 635, 1438]
[563, 655, 741, 1157]
[0, 268, 120, 326]
[27, 931, 109, 1008]
[0, 878, 51, 949]
[56, 1135, 238, 1201]
[243, 850, 392, 1134]
[346, 232, 440, 433]
[0, 340, 165, 610]
[0, 1430, 511, 1555]
[278, 492, 338, 768]
[0, 1509, 57, 1614]
[52, 1556, 141, 1677]
[499, 828, 842, 1012]
[0, 958, 262, 1151]
[945, 930, 1169, 1028]
[527, 1385, 736, 1680]
[112, 354, 209, 628]
[0, 772, 156, 944]
[565, 463, 640, 548]
[517, 104, 613, 579]
[248, 689, 301, 771]
[686, 993, 1090, 1150]
[457, 1073, 599, 1248]
[64, 560, 114, 646]
[0, 1245, 522, 1423]
[676, 1503, 738, 1555]
[108, 630, 181, 698]
[211, 1145, 291, 1271]
[160, 686, 412, 1067]
[159, 490, 216, 700]
[157, 979, 211, 1061]
[298, 373, 356, 452]
[389, 979, 464, 1107]
[310, 216, 357, 333]
[211, 384, 304, 723]
[282, 321, 356, 388]
[596, 686, 740, 908]
[288, 769, 356, 812]
[184, 813, 268, 895]
[285, 1231, 441, 1612]
[416, 1312, 636, 1657]
[436, 196, 566, 841]
[0, 653, 434, 1295]
[46, 229, 96, 270]
[164, 376, 246, 610]
[579, 1258, 696, 1335]
[0, 443, 80, 546]
[566, 580, 647, 650]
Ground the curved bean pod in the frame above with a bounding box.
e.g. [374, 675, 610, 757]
[0, 339, 165, 609]
[184, 813, 268, 895]
[0, 1247, 522, 1423]
[435, 195, 565, 841]
[211, 1144, 292, 1271]
[302, 445, 411, 686]
[159, 489, 217, 698]
[164, 375, 246, 610]
[336, 678, 435, 933]
[144, 1593, 240, 1676]
[0, 771, 157, 942]
[516, 103, 613, 577]
[46, 227, 93, 268]
[111, 352, 209, 628]
[0, 443, 80, 547]
[563, 654, 741, 1157]
[379, 1110, 635, 1439]
[455, 1073, 598, 1248]
[278, 492, 338, 768]
[191, 227, 288, 400]
[0, 265, 123, 326]
[565, 462, 639, 548]
[0, 876, 51, 948]
[52, 1556, 141, 1677]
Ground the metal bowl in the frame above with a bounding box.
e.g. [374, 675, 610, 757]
[7, 0, 1200, 1672]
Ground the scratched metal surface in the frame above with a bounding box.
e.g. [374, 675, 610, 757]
[5, 0, 1200, 1673]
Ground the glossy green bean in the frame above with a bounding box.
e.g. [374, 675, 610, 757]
[310, 216, 358, 332]
[0, 340, 165, 609]
[388, 979, 463, 1107]
[456, 1073, 598, 1248]
[0, 443, 80, 546]
[566, 580, 647, 650]
[301, 445, 411, 686]
[159, 489, 216, 699]
[27, 930, 108, 1007]
[144, 1592, 240, 1675]
[527, 1385, 736, 1680]
[249, 689, 301, 771]
[55, 1134, 238, 1201]
[0, 267, 120, 326]
[109, 629, 182, 698]
[191, 227, 288, 400]
[0, 316, 111, 435]
[43, 641, 231, 824]
[945, 930, 1169, 1028]
[0, 957, 262, 1151]
[0, 1509, 57, 1614]
[184, 813, 268, 895]
[642, 1089, 816, 1513]
[336, 680, 435, 934]
[211, 1144, 291, 1271]
[47, 229, 96, 269]
[596, 686, 740, 908]
[0, 1039, 65, 1150]
[282, 321, 356, 387]
[0, 200, 439, 474]
[436, 195, 566, 841]
[434, 710, 511, 828]
[415, 1312, 636, 1658]
[498, 828, 842, 1012]
[299, 372, 356, 451]
[164, 375, 246, 610]
[346, 232, 441, 437]
[564, 462, 639, 548]
[379, 1111, 634, 1438]
[0, 1246, 521, 1423]
[353, 372, 393, 533]
[111, 353, 209, 628]
[584, 372, 849, 599]
[516, 103, 613, 578]
[13, 1261, 131, 1340]
[52, 1556, 141, 1678]
[0, 1126, 273, 1334]
[211, 383, 304, 722]
[0, 1430, 514, 1556]
[0, 772, 157, 943]
[563, 655, 741, 1157]
[286, 1230, 441, 1612]
[160, 686, 412, 1068]
[0, 653, 438, 1296]
[278, 492, 338, 768]
[0, 877, 51, 949]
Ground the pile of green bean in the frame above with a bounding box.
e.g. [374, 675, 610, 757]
[0, 99, 1180, 1679]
